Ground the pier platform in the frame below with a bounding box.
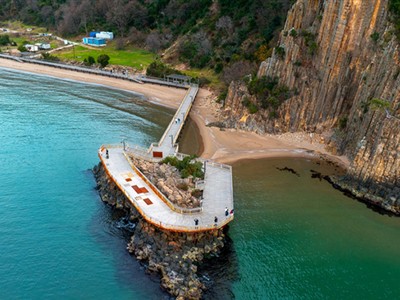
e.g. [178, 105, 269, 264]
[98, 86, 234, 232]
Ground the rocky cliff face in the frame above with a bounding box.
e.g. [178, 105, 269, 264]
[223, 0, 400, 213]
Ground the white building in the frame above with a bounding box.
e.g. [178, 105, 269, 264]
[35, 43, 51, 50]
[25, 44, 39, 52]
[95, 31, 114, 40]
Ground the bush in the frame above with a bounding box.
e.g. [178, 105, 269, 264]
[301, 30, 318, 55]
[247, 76, 291, 112]
[242, 97, 258, 114]
[368, 98, 391, 111]
[289, 29, 298, 37]
[17, 45, 26, 52]
[370, 32, 380, 43]
[41, 52, 60, 61]
[198, 76, 211, 87]
[97, 54, 110, 68]
[338, 116, 348, 130]
[0, 34, 11, 46]
[217, 89, 228, 103]
[161, 155, 204, 179]
[389, 0, 400, 39]
[84, 55, 95, 66]
[146, 61, 182, 77]
[275, 46, 285, 59]
[247, 102, 258, 114]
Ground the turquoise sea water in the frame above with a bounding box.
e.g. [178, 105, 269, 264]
[1, 68, 399, 300]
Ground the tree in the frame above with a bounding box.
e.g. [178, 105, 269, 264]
[84, 55, 95, 66]
[18, 44, 26, 52]
[97, 54, 110, 68]
[0, 34, 10, 46]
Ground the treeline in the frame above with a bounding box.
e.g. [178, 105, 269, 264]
[0, 0, 293, 80]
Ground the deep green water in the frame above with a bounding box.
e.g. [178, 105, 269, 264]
[1, 68, 399, 300]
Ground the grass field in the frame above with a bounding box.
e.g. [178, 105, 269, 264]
[183, 68, 223, 89]
[55, 43, 156, 70]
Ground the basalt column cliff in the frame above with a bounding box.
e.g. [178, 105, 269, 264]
[224, 0, 399, 213]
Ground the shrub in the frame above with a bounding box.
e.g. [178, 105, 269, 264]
[293, 60, 302, 67]
[161, 155, 204, 179]
[275, 46, 285, 59]
[338, 116, 348, 130]
[217, 89, 228, 103]
[247, 102, 259, 114]
[41, 52, 60, 61]
[17, 45, 26, 52]
[146, 61, 182, 77]
[301, 30, 318, 55]
[198, 76, 211, 87]
[0, 34, 11, 46]
[368, 98, 391, 111]
[289, 29, 298, 37]
[389, 0, 400, 39]
[370, 32, 380, 43]
[97, 54, 110, 68]
[84, 55, 95, 66]
[242, 97, 258, 114]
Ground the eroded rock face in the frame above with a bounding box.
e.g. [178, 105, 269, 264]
[223, 0, 400, 213]
[93, 163, 225, 299]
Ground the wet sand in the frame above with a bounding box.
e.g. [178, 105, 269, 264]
[0, 57, 349, 168]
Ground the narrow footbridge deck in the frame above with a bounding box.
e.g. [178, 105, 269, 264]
[99, 85, 234, 232]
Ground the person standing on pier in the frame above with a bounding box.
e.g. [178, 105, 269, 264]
[225, 207, 229, 217]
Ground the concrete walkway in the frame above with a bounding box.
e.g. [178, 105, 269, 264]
[99, 146, 234, 232]
[149, 86, 198, 157]
[98, 84, 234, 232]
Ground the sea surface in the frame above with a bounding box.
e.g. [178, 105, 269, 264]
[1, 68, 399, 300]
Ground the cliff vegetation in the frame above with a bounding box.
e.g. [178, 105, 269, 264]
[223, 0, 400, 213]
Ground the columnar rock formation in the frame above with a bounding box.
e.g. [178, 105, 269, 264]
[93, 163, 225, 299]
[223, 0, 399, 213]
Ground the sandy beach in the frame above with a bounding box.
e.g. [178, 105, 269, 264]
[0, 57, 349, 168]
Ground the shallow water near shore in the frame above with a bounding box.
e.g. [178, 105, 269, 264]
[1, 68, 400, 299]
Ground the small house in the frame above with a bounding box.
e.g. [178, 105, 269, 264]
[24, 44, 39, 52]
[35, 43, 51, 50]
[96, 31, 114, 40]
[165, 74, 192, 85]
[82, 37, 106, 47]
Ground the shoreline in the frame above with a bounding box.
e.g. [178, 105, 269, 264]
[0, 57, 349, 168]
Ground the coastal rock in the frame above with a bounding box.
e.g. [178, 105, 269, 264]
[222, 0, 400, 214]
[93, 163, 226, 299]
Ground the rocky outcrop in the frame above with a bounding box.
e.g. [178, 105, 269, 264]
[93, 163, 225, 299]
[128, 156, 203, 209]
[223, 0, 400, 213]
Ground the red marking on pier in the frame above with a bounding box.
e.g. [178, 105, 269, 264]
[143, 198, 153, 205]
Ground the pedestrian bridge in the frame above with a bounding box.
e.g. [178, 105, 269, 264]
[99, 85, 234, 232]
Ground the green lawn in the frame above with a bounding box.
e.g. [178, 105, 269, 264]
[55, 43, 156, 70]
[183, 68, 223, 89]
